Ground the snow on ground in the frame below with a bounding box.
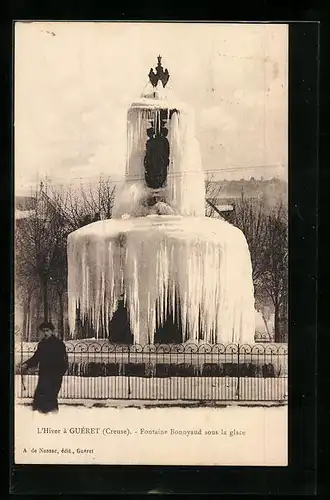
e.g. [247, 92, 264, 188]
[15, 374, 288, 402]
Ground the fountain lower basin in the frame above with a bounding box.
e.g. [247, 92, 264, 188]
[68, 215, 255, 344]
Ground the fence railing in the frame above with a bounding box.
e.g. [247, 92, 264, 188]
[15, 341, 288, 403]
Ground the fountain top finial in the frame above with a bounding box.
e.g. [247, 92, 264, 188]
[148, 55, 170, 88]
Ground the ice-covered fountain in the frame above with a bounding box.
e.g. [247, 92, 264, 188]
[67, 56, 255, 345]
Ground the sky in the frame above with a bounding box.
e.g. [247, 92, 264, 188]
[15, 22, 288, 195]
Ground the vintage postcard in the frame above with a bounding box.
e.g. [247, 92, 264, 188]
[14, 21, 288, 466]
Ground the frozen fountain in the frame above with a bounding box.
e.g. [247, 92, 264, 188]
[67, 56, 255, 345]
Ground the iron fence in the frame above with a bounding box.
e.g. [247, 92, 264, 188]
[15, 341, 288, 403]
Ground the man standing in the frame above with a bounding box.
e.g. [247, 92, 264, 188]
[21, 322, 68, 413]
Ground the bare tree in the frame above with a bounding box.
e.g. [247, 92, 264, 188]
[57, 177, 116, 229]
[231, 192, 269, 290]
[261, 202, 288, 342]
[15, 183, 70, 332]
[77, 177, 116, 224]
[15, 178, 117, 340]
[205, 174, 225, 218]
[220, 191, 288, 342]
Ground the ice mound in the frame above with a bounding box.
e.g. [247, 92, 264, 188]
[68, 215, 255, 344]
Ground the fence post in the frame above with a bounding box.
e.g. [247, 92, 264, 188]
[128, 344, 131, 399]
[20, 328, 26, 396]
[237, 343, 240, 401]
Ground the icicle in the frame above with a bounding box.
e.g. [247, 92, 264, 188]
[166, 109, 205, 217]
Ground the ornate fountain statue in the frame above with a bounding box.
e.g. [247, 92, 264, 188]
[67, 57, 255, 344]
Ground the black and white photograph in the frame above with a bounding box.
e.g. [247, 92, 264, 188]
[14, 21, 288, 466]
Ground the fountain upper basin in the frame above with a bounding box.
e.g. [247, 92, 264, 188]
[69, 215, 245, 242]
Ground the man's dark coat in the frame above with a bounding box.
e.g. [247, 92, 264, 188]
[25, 335, 68, 413]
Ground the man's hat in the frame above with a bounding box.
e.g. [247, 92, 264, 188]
[38, 322, 55, 331]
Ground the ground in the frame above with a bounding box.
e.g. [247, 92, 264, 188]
[15, 374, 288, 403]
